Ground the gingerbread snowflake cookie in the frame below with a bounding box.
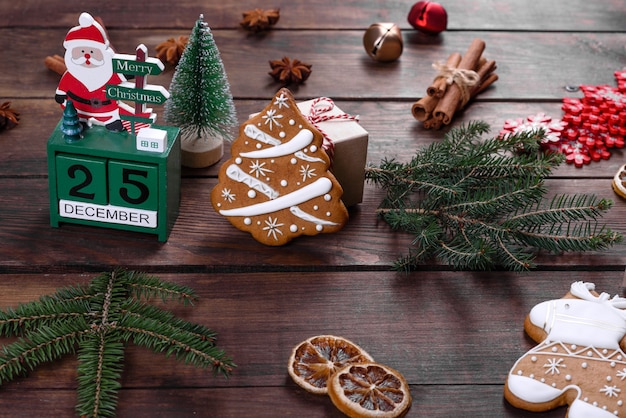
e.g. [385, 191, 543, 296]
[505, 281, 626, 417]
[211, 88, 348, 245]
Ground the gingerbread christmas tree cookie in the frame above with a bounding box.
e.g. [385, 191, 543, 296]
[211, 88, 348, 245]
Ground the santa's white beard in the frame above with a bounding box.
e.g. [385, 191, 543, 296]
[64, 48, 114, 92]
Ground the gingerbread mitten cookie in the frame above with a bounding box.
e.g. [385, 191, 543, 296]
[211, 88, 348, 245]
[505, 281, 626, 417]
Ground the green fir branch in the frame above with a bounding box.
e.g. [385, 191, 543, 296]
[126, 272, 197, 305]
[0, 301, 91, 336]
[118, 322, 233, 377]
[366, 121, 623, 271]
[0, 270, 234, 417]
[121, 301, 217, 343]
[0, 285, 96, 336]
[0, 320, 89, 383]
[76, 332, 125, 418]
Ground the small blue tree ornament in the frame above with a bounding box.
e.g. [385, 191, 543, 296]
[61, 100, 83, 143]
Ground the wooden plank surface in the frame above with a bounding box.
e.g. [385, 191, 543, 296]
[3, 29, 625, 100]
[0, 271, 622, 417]
[1, 178, 625, 272]
[3, 0, 625, 31]
[2, 100, 626, 177]
[0, 386, 568, 417]
[1, 0, 626, 416]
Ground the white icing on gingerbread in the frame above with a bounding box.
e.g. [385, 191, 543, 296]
[294, 150, 326, 163]
[225, 164, 278, 200]
[273, 92, 290, 109]
[221, 188, 236, 203]
[529, 282, 626, 350]
[240, 129, 314, 159]
[262, 108, 283, 130]
[244, 124, 282, 146]
[219, 177, 333, 217]
[289, 206, 339, 227]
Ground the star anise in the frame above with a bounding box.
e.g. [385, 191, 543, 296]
[155, 35, 189, 66]
[0, 101, 19, 132]
[240, 8, 280, 32]
[268, 56, 312, 85]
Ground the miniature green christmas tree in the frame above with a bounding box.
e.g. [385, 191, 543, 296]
[0, 269, 234, 417]
[366, 121, 623, 271]
[164, 14, 237, 168]
[61, 100, 83, 143]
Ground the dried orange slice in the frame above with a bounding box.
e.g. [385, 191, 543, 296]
[328, 362, 412, 418]
[288, 335, 373, 394]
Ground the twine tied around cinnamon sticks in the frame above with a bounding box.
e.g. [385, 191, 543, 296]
[412, 38, 498, 130]
[431, 62, 480, 106]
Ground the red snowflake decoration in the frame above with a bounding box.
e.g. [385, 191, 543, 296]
[500, 70, 626, 168]
[560, 70, 626, 166]
[500, 112, 567, 146]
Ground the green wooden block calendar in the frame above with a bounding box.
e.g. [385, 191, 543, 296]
[47, 121, 181, 242]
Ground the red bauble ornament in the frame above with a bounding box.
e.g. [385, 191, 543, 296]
[407, 1, 447, 35]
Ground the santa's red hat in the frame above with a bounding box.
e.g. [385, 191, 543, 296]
[63, 12, 109, 50]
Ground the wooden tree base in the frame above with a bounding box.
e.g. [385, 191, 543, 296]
[181, 136, 224, 168]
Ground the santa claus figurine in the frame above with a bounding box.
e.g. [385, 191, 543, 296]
[55, 12, 125, 132]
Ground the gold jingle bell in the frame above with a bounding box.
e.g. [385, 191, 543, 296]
[363, 23, 403, 62]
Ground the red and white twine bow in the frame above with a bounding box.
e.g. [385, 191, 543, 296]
[305, 97, 359, 164]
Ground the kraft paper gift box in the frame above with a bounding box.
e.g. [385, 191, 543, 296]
[250, 98, 368, 206]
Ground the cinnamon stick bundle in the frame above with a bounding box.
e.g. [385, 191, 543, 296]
[411, 38, 498, 129]
[412, 52, 462, 122]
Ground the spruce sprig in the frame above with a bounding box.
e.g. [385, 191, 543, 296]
[366, 121, 622, 271]
[0, 269, 235, 417]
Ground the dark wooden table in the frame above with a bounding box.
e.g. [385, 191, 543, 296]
[1, 1, 625, 416]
